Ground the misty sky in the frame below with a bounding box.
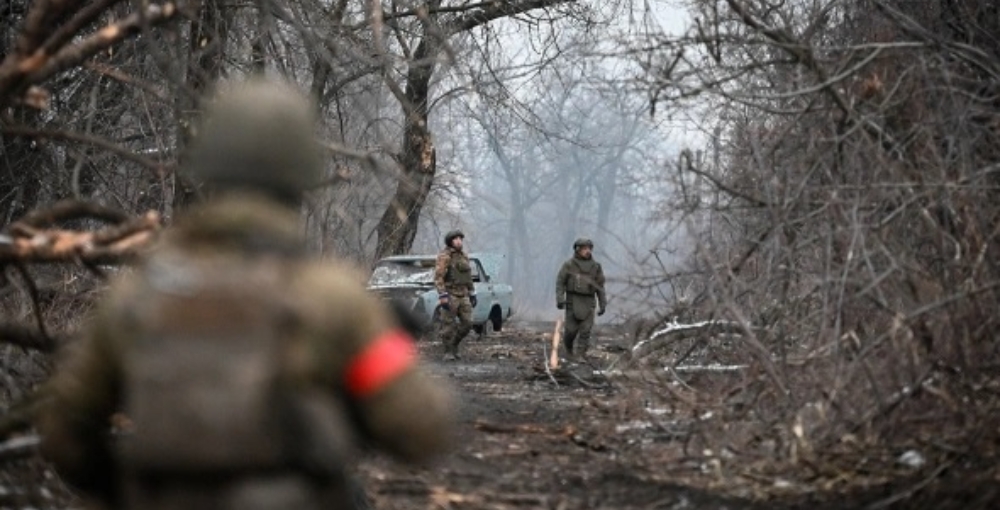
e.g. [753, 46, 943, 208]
[400, 1, 699, 321]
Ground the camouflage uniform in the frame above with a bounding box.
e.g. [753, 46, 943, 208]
[434, 231, 475, 360]
[36, 79, 453, 510]
[555, 238, 607, 360]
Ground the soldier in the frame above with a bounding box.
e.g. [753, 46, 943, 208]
[555, 237, 607, 361]
[36, 79, 454, 510]
[434, 229, 477, 361]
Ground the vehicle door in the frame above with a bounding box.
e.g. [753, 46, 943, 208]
[470, 259, 493, 323]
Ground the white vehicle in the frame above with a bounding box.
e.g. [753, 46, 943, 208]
[367, 253, 514, 336]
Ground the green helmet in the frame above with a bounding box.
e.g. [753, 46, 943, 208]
[187, 78, 323, 203]
[444, 229, 465, 247]
[573, 237, 594, 250]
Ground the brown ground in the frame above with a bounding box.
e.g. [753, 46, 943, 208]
[360, 322, 1000, 510]
[2, 321, 999, 509]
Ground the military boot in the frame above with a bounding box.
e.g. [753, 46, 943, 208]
[563, 332, 577, 362]
[575, 335, 592, 363]
[442, 342, 459, 362]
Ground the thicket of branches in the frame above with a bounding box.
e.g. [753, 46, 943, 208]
[636, 0, 1000, 472]
[1, 1, 670, 339]
[3, 0, 998, 500]
[0, 0, 599, 258]
[0, 0, 607, 344]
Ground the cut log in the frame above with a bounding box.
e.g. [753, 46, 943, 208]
[549, 318, 563, 370]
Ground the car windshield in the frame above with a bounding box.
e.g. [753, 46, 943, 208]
[368, 259, 436, 286]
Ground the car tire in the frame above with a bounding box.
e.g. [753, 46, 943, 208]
[490, 306, 503, 333]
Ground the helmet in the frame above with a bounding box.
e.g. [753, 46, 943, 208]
[573, 237, 594, 250]
[444, 229, 465, 247]
[187, 78, 322, 203]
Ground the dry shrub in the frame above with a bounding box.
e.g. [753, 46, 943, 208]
[635, 0, 1000, 490]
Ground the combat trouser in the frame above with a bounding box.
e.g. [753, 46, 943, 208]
[563, 294, 596, 360]
[439, 294, 473, 359]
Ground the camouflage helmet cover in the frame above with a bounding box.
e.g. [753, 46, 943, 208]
[187, 78, 323, 201]
[573, 237, 594, 249]
[444, 229, 465, 247]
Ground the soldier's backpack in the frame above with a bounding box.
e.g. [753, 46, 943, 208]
[117, 252, 354, 476]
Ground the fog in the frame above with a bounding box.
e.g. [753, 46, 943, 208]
[399, 8, 697, 322]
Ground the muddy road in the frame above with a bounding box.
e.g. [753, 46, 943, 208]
[359, 322, 997, 510]
[359, 320, 736, 510]
[3, 321, 995, 509]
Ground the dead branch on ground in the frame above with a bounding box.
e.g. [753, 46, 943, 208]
[631, 319, 748, 359]
[474, 420, 575, 437]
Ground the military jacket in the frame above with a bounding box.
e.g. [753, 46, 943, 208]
[556, 255, 607, 308]
[434, 247, 474, 297]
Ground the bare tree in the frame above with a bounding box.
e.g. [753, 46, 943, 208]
[369, 0, 585, 259]
[632, 0, 1000, 468]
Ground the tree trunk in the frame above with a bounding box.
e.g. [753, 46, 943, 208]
[374, 36, 438, 259]
[372, 0, 576, 259]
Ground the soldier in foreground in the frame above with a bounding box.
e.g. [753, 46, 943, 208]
[555, 238, 607, 362]
[434, 230, 477, 360]
[36, 78, 454, 510]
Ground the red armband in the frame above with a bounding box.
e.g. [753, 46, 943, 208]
[344, 329, 417, 398]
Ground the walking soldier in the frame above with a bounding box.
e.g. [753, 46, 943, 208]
[555, 237, 607, 361]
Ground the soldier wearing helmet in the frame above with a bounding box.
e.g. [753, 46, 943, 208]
[555, 237, 607, 361]
[435, 229, 477, 360]
[37, 78, 454, 510]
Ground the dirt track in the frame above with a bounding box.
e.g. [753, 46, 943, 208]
[4, 321, 997, 509]
[360, 322, 771, 510]
[359, 322, 1000, 510]
[359, 321, 747, 510]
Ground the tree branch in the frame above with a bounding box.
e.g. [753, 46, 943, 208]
[10, 199, 130, 229]
[0, 2, 179, 107]
[446, 0, 575, 35]
[0, 125, 169, 173]
[1, 211, 161, 265]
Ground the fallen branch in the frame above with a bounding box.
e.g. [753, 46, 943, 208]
[0, 434, 40, 462]
[536, 318, 563, 386]
[631, 320, 748, 362]
[565, 369, 609, 389]
[540, 343, 559, 387]
[530, 363, 609, 389]
[474, 420, 575, 436]
[671, 364, 749, 372]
